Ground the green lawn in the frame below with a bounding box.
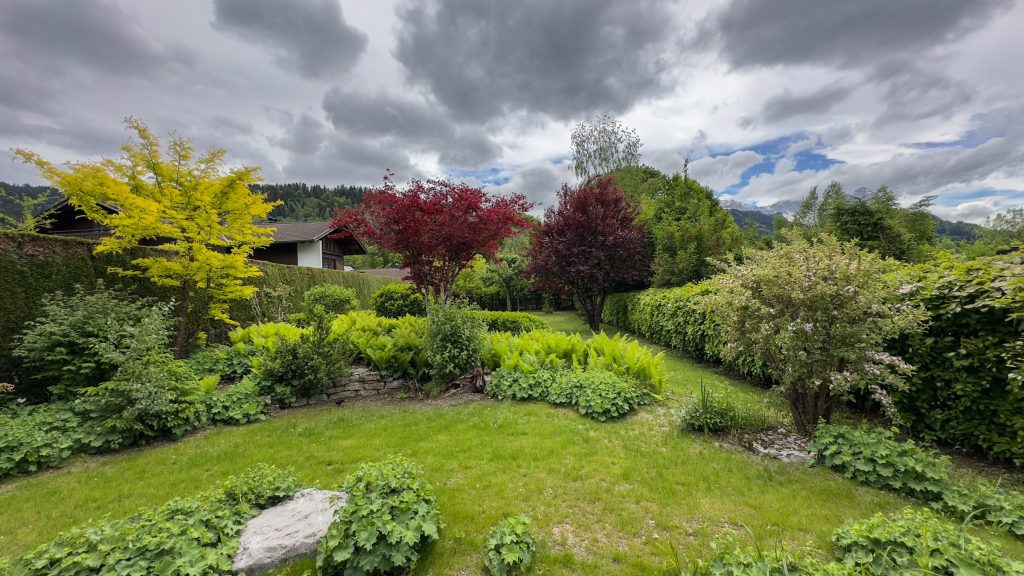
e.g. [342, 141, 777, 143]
[1, 311, 1021, 574]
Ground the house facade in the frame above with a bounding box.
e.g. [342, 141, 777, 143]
[37, 199, 367, 269]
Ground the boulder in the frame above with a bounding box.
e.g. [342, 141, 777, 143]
[232, 488, 346, 575]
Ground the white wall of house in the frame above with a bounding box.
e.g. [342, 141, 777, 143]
[296, 240, 323, 268]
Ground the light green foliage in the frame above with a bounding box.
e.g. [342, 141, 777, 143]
[206, 378, 269, 425]
[0, 186, 54, 232]
[332, 311, 429, 381]
[303, 284, 360, 316]
[5, 465, 300, 575]
[891, 251, 1024, 465]
[14, 283, 173, 397]
[258, 308, 349, 403]
[0, 403, 114, 479]
[316, 458, 442, 576]
[708, 232, 925, 433]
[980, 208, 1024, 250]
[485, 514, 537, 576]
[475, 311, 548, 334]
[228, 322, 306, 376]
[569, 115, 642, 181]
[677, 381, 768, 435]
[811, 424, 951, 501]
[370, 283, 425, 318]
[938, 481, 1024, 539]
[485, 368, 556, 401]
[831, 508, 1024, 575]
[608, 166, 742, 287]
[426, 302, 486, 388]
[792, 182, 937, 262]
[483, 330, 665, 394]
[552, 367, 650, 421]
[185, 343, 251, 381]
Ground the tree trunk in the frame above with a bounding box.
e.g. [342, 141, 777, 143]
[578, 294, 601, 332]
[174, 280, 192, 359]
[505, 290, 512, 312]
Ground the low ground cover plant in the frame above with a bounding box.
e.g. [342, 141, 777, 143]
[317, 457, 442, 576]
[676, 508, 1024, 575]
[205, 378, 269, 425]
[475, 311, 547, 334]
[0, 402, 114, 477]
[486, 366, 650, 421]
[485, 514, 538, 576]
[3, 464, 300, 575]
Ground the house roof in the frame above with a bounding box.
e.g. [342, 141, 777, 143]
[257, 220, 350, 243]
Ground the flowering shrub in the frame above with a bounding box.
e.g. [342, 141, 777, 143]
[707, 232, 925, 433]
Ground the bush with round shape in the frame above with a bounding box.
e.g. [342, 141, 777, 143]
[304, 284, 360, 316]
[558, 367, 650, 421]
[371, 283, 424, 318]
[475, 311, 547, 334]
[485, 368, 556, 401]
[484, 514, 537, 576]
[426, 302, 485, 390]
[317, 457, 442, 576]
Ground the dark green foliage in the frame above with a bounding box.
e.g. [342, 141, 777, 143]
[426, 302, 486, 388]
[485, 368, 555, 401]
[185, 344, 251, 381]
[558, 368, 650, 421]
[938, 481, 1024, 538]
[6, 464, 300, 575]
[304, 284, 360, 316]
[484, 514, 537, 576]
[475, 311, 547, 333]
[206, 378, 269, 425]
[0, 230, 397, 384]
[811, 424, 951, 501]
[258, 309, 349, 403]
[0, 181, 60, 222]
[891, 252, 1024, 465]
[608, 166, 742, 287]
[14, 282, 172, 397]
[371, 283, 424, 318]
[316, 457, 442, 576]
[0, 402, 115, 478]
[831, 508, 1024, 575]
[251, 182, 367, 221]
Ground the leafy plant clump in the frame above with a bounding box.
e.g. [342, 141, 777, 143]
[14, 283, 174, 396]
[0, 402, 114, 478]
[371, 283, 425, 318]
[257, 308, 349, 404]
[811, 424, 951, 501]
[551, 367, 650, 421]
[486, 368, 556, 401]
[206, 378, 269, 425]
[678, 382, 741, 435]
[303, 284, 360, 316]
[332, 311, 429, 382]
[317, 457, 442, 576]
[426, 302, 486, 391]
[485, 514, 538, 576]
[6, 464, 300, 575]
[475, 311, 547, 334]
[938, 480, 1024, 538]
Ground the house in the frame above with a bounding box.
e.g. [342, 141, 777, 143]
[36, 199, 367, 269]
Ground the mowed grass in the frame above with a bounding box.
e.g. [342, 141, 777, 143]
[1, 311, 1021, 574]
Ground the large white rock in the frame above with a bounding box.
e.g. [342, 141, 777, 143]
[232, 488, 346, 575]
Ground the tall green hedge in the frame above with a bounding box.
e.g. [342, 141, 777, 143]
[0, 231, 398, 383]
[892, 252, 1024, 465]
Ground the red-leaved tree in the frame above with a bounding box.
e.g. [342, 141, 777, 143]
[528, 177, 648, 331]
[334, 173, 532, 304]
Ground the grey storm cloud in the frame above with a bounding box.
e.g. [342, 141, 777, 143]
[760, 84, 852, 123]
[702, 0, 1012, 69]
[322, 87, 502, 168]
[212, 0, 367, 80]
[393, 0, 680, 122]
[871, 61, 973, 125]
[282, 131, 423, 186]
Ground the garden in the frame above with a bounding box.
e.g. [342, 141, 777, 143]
[1, 118, 1023, 575]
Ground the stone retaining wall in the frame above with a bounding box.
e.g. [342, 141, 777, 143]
[289, 366, 407, 407]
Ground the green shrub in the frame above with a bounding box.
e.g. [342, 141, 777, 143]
[938, 480, 1024, 538]
[476, 311, 547, 333]
[206, 378, 269, 425]
[485, 368, 556, 401]
[14, 283, 174, 396]
[484, 514, 538, 576]
[7, 464, 300, 575]
[678, 382, 742, 435]
[227, 321, 307, 380]
[426, 302, 486, 389]
[891, 252, 1024, 465]
[304, 284, 360, 316]
[332, 311, 429, 382]
[552, 367, 650, 421]
[185, 343, 252, 381]
[708, 232, 925, 433]
[831, 508, 1024, 575]
[483, 330, 665, 394]
[371, 283, 424, 318]
[811, 424, 950, 501]
[317, 457, 442, 576]
[0, 402, 114, 479]
[258, 309, 349, 404]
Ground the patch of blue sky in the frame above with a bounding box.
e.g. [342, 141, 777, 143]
[447, 166, 511, 186]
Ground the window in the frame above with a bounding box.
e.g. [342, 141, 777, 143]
[322, 257, 337, 269]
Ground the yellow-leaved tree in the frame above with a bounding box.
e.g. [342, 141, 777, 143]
[15, 118, 278, 356]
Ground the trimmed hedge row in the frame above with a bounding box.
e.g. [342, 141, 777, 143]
[0, 230, 398, 382]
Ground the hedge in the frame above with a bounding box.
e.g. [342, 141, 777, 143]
[892, 252, 1024, 465]
[0, 230, 398, 384]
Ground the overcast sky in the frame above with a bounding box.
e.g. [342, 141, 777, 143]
[1, 0, 1022, 222]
